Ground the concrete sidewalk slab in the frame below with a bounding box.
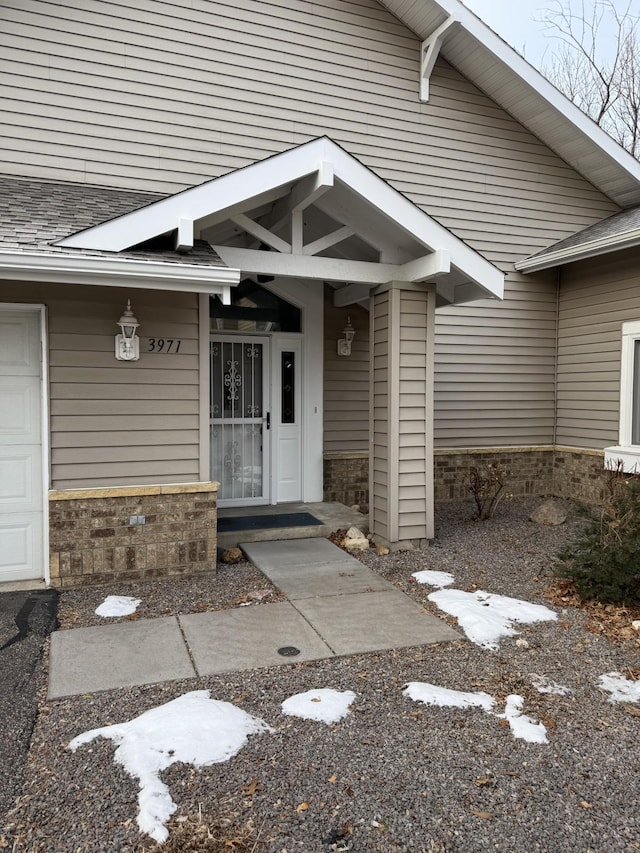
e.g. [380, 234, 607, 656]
[241, 538, 356, 570]
[293, 590, 460, 656]
[48, 617, 196, 699]
[180, 601, 334, 674]
[261, 561, 391, 600]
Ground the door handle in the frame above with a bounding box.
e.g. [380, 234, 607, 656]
[265, 412, 271, 430]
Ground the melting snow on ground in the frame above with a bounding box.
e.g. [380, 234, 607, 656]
[428, 588, 557, 649]
[411, 570, 455, 588]
[598, 671, 640, 703]
[68, 691, 273, 843]
[497, 695, 548, 744]
[404, 682, 548, 744]
[530, 673, 571, 696]
[94, 595, 141, 617]
[403, 682, 495, 711]
[282, 688, 357, 724]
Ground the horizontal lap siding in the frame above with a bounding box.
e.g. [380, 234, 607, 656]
[371, 292, 390, 540]
[0, 282, 200, 488]
[556, 247, 640, 449]
[1, 0, 619, 451]
[398, 291, 430, 539]
[323, 287, 370, 452]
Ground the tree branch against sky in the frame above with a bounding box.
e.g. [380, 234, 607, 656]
[539, 0, 640, 157]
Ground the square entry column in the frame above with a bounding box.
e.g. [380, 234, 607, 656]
[370, 281, 436, 548]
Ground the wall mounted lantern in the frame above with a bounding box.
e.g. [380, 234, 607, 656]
[337, 316, 355, 357]
[115, 299, 140, 361]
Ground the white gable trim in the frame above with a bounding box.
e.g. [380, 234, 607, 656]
[0, 251, 239, 298]
[382, 0, 640, 207]
[55, 137, 503, 301]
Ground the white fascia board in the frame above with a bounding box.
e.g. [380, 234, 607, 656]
[56, 140, 333, 252]
[382, 0, 640, 202]
[515, 228, 640, 273]
[0, 251, 240, 295]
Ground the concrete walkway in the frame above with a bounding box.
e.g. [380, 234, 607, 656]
[48, 539, 459, 699]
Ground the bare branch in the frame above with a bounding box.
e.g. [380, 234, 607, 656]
[540, 0, 640, 157]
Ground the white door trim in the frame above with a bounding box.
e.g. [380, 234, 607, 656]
[0, 303, 49, 585]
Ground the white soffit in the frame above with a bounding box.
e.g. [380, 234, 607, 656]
[381, 0, 640, 208]
[55, 137, 504, 301]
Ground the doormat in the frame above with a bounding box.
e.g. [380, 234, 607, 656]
[217, 512, 323, 532]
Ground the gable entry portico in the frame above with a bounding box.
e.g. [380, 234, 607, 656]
[58, 137, 503, 547]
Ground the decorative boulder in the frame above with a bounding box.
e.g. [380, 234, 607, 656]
[342, 526, 369, 551]
[221, 546, 244, 564]
[530, 500, 567, 526]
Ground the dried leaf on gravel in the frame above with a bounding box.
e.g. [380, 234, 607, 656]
[471, 809, 493, 819]
[240, 779, 261, 796]
[296, 802, 309, 813]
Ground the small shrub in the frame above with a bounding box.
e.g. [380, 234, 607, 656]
[469, 462, 510, 520]
[557, 461, 640, 604]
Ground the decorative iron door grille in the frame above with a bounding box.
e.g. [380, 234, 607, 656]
[210, 337, 269, 503]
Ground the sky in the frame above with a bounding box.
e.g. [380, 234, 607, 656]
[462, 0, 640, 67]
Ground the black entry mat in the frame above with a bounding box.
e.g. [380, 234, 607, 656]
[217, 512, 323, 532]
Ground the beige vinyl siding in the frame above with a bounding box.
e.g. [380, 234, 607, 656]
[323, 287, 370, 453]
[556, 247, 640, 449]
[0, 282, 201, 489]
[397, 289, 434, 541]
[371, 291, 391, 542]
[1, 0, 620, 450]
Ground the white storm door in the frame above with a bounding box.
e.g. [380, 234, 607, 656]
[0, 308, 44, 582]
[210, 336, 270, 506]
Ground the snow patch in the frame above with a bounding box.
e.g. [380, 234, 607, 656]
[428, 588, 557, 649]
[598, 671, 640, 703]
[282, 688, 357, 724]
[411, 570, 455, 588]
[498, 694, 548, 744]
[68, 691, 273, 843]
[530, 674, 571, 696]
[404, 683, 548, 745]
[95, 595, 141, 617]
[403, 682, 495, 711]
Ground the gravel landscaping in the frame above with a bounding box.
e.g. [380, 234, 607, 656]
[4, 497, 640, 852]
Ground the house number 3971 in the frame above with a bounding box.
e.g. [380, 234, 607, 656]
[147, 338, 182, 353]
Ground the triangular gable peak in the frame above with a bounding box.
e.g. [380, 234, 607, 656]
[57, 137, 503, 306]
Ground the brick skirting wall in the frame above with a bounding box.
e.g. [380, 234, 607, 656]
[552, 447, 609, 505]
[323, 447, 611, 510]
[323, 452, 369, 511]
[48, 482, 218, 589]
[433, 447, 555, 502]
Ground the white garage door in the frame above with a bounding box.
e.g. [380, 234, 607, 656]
[0, 307, 44, 582]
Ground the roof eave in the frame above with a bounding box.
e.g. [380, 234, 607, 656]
[380, 0, 640, 208]
[515, 228, 640, 273]
[0, 250, 240, 294]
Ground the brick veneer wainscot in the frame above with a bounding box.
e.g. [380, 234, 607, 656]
[48, 482, 217, 588]
[323, 452, 369, 511]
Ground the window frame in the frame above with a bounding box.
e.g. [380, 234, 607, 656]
[604, 320, 640, 473]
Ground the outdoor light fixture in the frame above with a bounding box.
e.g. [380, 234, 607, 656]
[115, 299, 140, 361]
[337, 316, 355, 357]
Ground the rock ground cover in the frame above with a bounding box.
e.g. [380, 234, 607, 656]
[4, 497, 640, 852]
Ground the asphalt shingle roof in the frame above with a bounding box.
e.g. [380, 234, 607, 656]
[0, 175, 227, 267]
[526, 206, 640, 262]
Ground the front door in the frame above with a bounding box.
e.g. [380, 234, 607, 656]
[0, 307, 44, 582]
[210, 336, 270, 505]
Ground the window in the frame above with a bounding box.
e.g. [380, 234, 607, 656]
[604, 320, 640, 472]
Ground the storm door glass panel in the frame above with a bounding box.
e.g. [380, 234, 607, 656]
[210, 338, 267, 502]
[632, 339, 640, 445]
